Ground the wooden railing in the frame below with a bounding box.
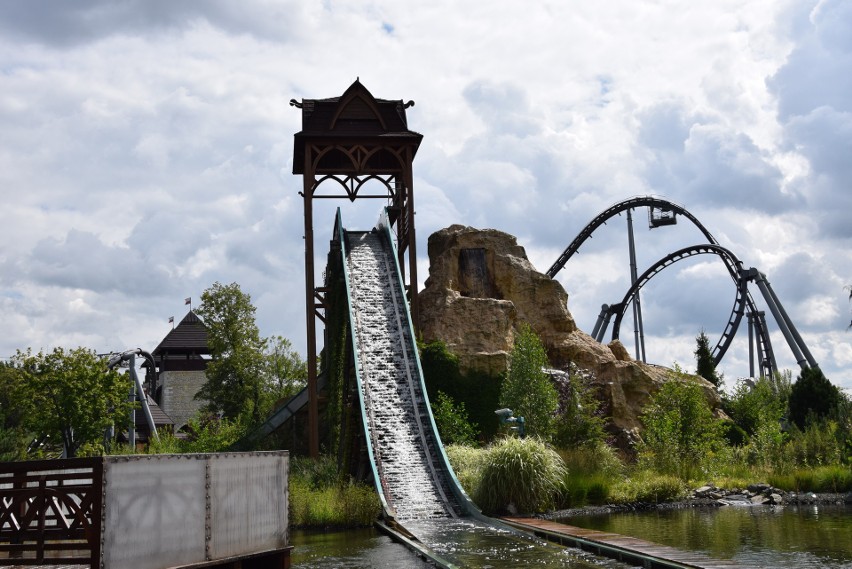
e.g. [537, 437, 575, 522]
[0, 457, 102, 566]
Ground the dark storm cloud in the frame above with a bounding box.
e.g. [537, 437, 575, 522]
[0, 0, 304, 47]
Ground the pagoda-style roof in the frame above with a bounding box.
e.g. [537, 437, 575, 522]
[152, 311, 209, 357]
[292, 79, 423, 175]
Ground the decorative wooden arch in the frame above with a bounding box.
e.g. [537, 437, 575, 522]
[292, 80, 423, 457]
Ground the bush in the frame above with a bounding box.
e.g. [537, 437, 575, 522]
[475, 437, 566, 515]
[782, 421, 842, 468]
[553, 364, 607, 449]
[556, 444, 623, 507]
[420, 340, 503, 440]
[432, 391, 479, 446]
[638, 373, 725, 480]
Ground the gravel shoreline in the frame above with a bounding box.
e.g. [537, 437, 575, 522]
[544, 485, 852, 521]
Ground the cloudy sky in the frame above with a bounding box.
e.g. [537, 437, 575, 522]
[1, 0, 850, 389]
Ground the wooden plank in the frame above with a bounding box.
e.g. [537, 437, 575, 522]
[501, 517, 751, 569]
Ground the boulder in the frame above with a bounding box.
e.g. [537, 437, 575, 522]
[417, 224, 721, 451]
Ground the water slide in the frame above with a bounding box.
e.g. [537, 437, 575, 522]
[337, 210, 612, 568]
[338, 210, 471, 522]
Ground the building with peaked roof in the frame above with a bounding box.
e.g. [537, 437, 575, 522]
[152, 311, 210, 430]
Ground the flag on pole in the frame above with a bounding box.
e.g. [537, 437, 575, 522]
[185, 297, 191, 305]
[168, 316, 174, 324]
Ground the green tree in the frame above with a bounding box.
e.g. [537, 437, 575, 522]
[262, 335, 307, 413]
[11, 347, 133, 458]
[501, 325, 558, 441]
[694, 329, 722, 389]
[638, 373, 725, 479]
[431, 391, 479, 446]
[725, 376, 786, 437]
[788, 366, 840, 430]
[0, 362, 30, 460]
[196, 282, 267, 425]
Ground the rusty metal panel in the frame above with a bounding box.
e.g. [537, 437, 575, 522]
[208, 453, 289, 560]
[102, 455, 206, 569]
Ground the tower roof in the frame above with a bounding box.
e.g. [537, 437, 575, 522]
[152, 311, 209, 356]
[292, 79, 422, 174]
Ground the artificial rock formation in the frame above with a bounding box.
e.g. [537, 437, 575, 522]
[417, 224, 720, 448]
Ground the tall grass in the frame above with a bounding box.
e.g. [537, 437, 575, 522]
[475, 437, 566, 515]
[289, 456, 380, 528]
[558, 445, 623, 507]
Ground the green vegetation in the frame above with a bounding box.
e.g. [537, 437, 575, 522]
[8, 347, 134, 458]
[289, 456, 380, 528]
[195, 282, 269, 425]
[501, 325, 559, 440]
[637, 371, 726, 479]
[553, 363, 607, 450]
[431, 391, 479, 446]
[420, 339, 501, 440]
[788, 366, 841, 430]
[694, 329, 722, 389]
[474, 436, 566, 515]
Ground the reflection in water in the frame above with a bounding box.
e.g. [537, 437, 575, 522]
[405, 518, 630, 568]
[292, 522, 633, 568]
[560, 504, 852, 569]
[290, 528, 432, 569]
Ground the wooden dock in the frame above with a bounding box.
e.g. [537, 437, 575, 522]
[501, 517, 754, 569]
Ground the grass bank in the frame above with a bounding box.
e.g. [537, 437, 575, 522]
[289, 456, 381, 528]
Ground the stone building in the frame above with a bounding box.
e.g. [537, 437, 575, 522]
[152, 311, 210, 431]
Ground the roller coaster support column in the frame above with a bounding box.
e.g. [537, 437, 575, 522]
[745, 269, 817, 370]
[626, 209, 647, 362]
[591, 304, 610, 341]
[748, 311, 756, 378]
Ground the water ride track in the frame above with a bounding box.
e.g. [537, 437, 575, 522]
[337, 208, 476, 523]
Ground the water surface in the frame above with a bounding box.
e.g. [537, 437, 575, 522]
[559, 503, 852, 568]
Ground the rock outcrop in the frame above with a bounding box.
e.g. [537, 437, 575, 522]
[417, 224, 720, 449]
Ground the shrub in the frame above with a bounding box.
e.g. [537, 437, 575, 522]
[553, 364, 607, 449]
[638, 373, 725, 480]
[288, 455, 380, 528]
[432, 391, 479, 446]
[420, 340, 503, 440]
[475, 437, 566, 514]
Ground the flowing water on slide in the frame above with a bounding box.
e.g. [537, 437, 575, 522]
[345, 231, 630, 568]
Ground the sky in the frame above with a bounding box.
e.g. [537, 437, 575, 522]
[1, 0, 850, 390]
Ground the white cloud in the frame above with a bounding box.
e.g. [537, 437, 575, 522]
[0, 0, 849, 391]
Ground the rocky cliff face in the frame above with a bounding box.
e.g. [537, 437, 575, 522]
[417, 224, 720, 449]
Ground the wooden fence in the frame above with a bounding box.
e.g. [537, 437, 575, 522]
[0, 457, 102, 566]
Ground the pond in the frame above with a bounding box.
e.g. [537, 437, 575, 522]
[558, 503, 852, 568]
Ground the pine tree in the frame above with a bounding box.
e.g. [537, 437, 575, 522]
[694, 329, 722, 389]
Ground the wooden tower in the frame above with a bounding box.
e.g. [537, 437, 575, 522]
[292, 80, 423, 457]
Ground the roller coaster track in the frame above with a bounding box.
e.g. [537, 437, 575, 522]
[546, 196, 717, 278]
[550, 196, 816, 377]
[605, 244, 776, 376]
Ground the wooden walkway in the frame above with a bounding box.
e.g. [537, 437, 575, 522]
[501, 517, 754, 569]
